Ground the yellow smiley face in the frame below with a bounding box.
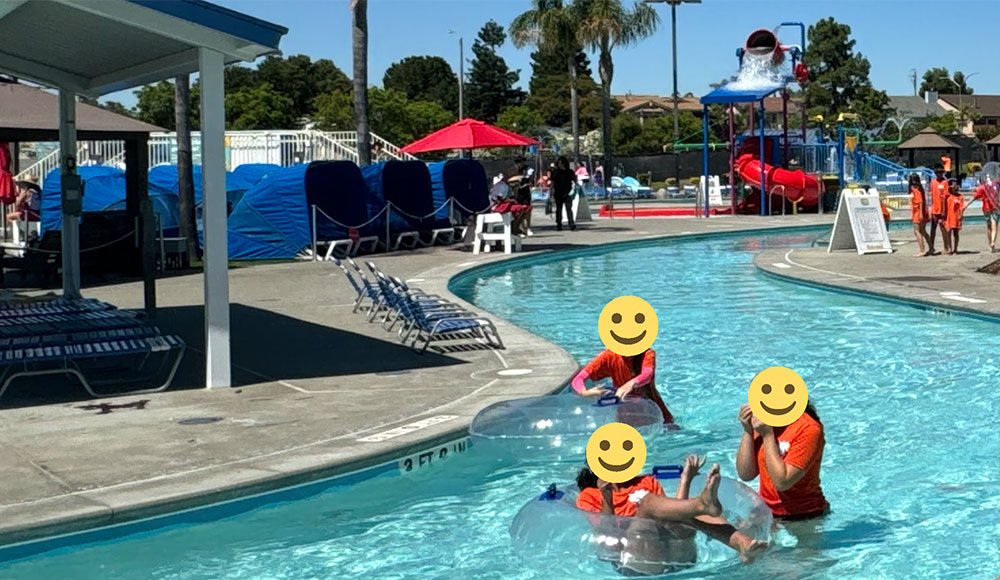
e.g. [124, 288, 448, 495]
[598, 296, 658, 357]
[747, 366, 808, 427]
[585, 422, 647, 483]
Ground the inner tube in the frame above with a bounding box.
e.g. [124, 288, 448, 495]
[509, 474, 772, 577]
[469, 394, 664, 462]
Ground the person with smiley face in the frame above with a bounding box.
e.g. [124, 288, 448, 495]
[571, 296, 673, 424]
[737, 367, 829, 520]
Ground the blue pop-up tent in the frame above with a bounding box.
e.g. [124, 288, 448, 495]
[227, 164, 312, 260]
[361, 160, 448, 234]
[428, 159, 489, 221]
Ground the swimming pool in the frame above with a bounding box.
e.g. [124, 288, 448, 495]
[3, 229, 999, 579]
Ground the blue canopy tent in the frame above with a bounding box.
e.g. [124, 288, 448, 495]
[699, 83, 783, 216]
[229, 163, 280, 206]
[305, 160, 382, 241]
[428, 159, 489, 221]
[227, 164, 311, 260]
[361, 160, 448, 236]
[40, 166, 178, 235]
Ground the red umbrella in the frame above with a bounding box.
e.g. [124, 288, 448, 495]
[400, 118, 539, 154]
[0, 142, 15, 204]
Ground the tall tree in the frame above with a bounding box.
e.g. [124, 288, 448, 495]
[802, 17, 890, 133]
[174, 74, 198, 264]
[466, 20, 526, 123]
[497, 105, 544, 137]
[383, 56, 459, 113]
[919, 67, 974, 98]
[574, 0, 658, 198]
[225, 83, 297, 130]
[511, 0, 585, 160]
[135, 81, 180, 130]
[352, 0, 370, 165]
[256, 54, 351, 122]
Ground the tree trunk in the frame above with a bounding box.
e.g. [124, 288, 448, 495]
[568, 54, 580, 163]
[174, 74, 198, 264]
[352, 0, 371, 165]
[599, 40, 613, 204]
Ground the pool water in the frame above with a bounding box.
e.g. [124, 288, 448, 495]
[4, 230, 1000, 579]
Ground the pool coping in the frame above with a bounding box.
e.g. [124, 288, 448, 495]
[0, 219, 835, 563]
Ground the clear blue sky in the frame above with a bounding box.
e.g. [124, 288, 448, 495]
[108, 0, 1000, 106]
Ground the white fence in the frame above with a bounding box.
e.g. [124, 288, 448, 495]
[15, 130, 408, 186]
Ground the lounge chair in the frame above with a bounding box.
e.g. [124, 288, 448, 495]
[396, 292, 503, 352]
[331, 257, 381, 313]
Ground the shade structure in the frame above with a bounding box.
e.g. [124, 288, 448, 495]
[400, 118, 539, 154]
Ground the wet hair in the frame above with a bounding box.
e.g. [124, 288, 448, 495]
[629, 350, 648, 377]
[557, 156, 570, 170]
[577, 466, 598, 490]
[909, 173, 924, 192]
[804, 402, 821, 425]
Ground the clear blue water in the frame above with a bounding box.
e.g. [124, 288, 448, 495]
[4, 230, 1000, 579]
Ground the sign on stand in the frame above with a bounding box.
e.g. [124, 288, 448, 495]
[828, 188, 892, 254]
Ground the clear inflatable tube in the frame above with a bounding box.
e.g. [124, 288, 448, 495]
[469, 394, 663, 461]
[509, 474, 773, 577]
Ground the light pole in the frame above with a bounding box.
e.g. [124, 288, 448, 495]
[645, 0, 701, 182]
[939, 72, 979, 133]
[449, 30, 464, 119]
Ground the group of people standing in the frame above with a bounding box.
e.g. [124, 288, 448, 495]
[910, 165, 1000, 256]
[569, 346, 828, 572]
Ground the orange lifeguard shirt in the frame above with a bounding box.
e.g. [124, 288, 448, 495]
[577, 475, 664, 517]
[941, 156, 952, 172]
[945, 194, 964, 230]
[753, 413, 829, 517]
[911, 186, 927, 224]
[583, 349, 656, 389]
[930, 179, 949, 215]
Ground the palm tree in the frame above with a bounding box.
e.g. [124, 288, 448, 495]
[574, 0, 658, 200]
[510, 0, 582, 162]
[174, 74, 197, 264]
[351, 0, 370, 165]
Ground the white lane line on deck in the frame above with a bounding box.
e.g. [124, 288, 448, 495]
[781, 250, 866, 280]
[772, 263, 792, 269]
[939, 293, 987, 304]
[406, 278, 426, 283]
[356, 415, 460, 442]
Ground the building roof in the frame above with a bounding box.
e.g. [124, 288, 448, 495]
[614, 94, 702, 114]
[986, 133, 1000, 146]
[937, 94, 1000, 117]
[887, 95, 948, 118]
[0, 82, 161, 140]
[897, 127, 960, 150]
[0, 0, 287, 97]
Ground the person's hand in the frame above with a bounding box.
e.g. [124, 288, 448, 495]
[579, 386, 607, 397]
[615, 380, 635, 399]
[681, 454, 705, 479]
[598, 478, 614, 496]
[738, 404, 755, 434]
[751, 415, 773, 436]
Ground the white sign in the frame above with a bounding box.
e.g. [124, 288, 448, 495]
[828, 188, 892, 254]
[356, 415, 459, 443]
[699, 175, 723, 207]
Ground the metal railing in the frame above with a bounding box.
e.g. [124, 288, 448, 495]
[15, 140, 127, 185]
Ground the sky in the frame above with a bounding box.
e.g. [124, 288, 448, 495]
[107, 0, 1000, 107]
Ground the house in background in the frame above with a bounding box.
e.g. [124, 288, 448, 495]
[937, 93, 1000, 136]
[888, 91, 949, 125]
[613, 93, 701, 125]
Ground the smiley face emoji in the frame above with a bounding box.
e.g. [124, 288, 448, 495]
[747, 366, 808, 427]
[586, 422, 647, 483]
[598, 296, 658, 357]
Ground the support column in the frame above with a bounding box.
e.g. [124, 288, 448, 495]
[728, 105, 736, 215]
[702, 105, 710, 218]
[125, 136, 154, 313]
[58, 88, 81, 299]
[759, 100, 766, 216]
[200, 48, 231, 388]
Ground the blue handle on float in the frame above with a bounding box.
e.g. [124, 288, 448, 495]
[539, 484, 564, 501]
[652, 465, 683, 480]
[594, 394, 621, 407]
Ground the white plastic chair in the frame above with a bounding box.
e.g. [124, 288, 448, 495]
[473, 213, 521, 255]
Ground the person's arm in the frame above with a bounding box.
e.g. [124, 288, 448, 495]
[615, 352, 654, 399]
[571, 369, 606, 397]
[675, 454, 704, 499]
[736, 405, 759, 481]
[599, 481, 615, 515]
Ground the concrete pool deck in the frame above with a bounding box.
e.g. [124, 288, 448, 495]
[755, 221, 1000, 319]
[0, 212, 834, 547]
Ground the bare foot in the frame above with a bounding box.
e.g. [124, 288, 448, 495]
[733, 534, 768, 564]
[696, 464, 723, 517]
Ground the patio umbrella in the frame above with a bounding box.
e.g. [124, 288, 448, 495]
[0, 142, 15, 204]
[400, 118, 539, 154]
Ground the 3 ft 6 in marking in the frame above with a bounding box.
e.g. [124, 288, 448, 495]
[399, 438, 471, 473]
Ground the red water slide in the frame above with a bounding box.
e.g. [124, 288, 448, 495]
[735, 152, 820, 209]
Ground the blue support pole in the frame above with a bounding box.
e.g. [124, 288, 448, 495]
[838, 123, 845, 191]
[759, 100, 766, 216]
[702, 104, 710, 217]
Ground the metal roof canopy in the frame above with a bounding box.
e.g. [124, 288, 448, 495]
[0, 0, 286, 97]
[0, 0, 286, 389]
